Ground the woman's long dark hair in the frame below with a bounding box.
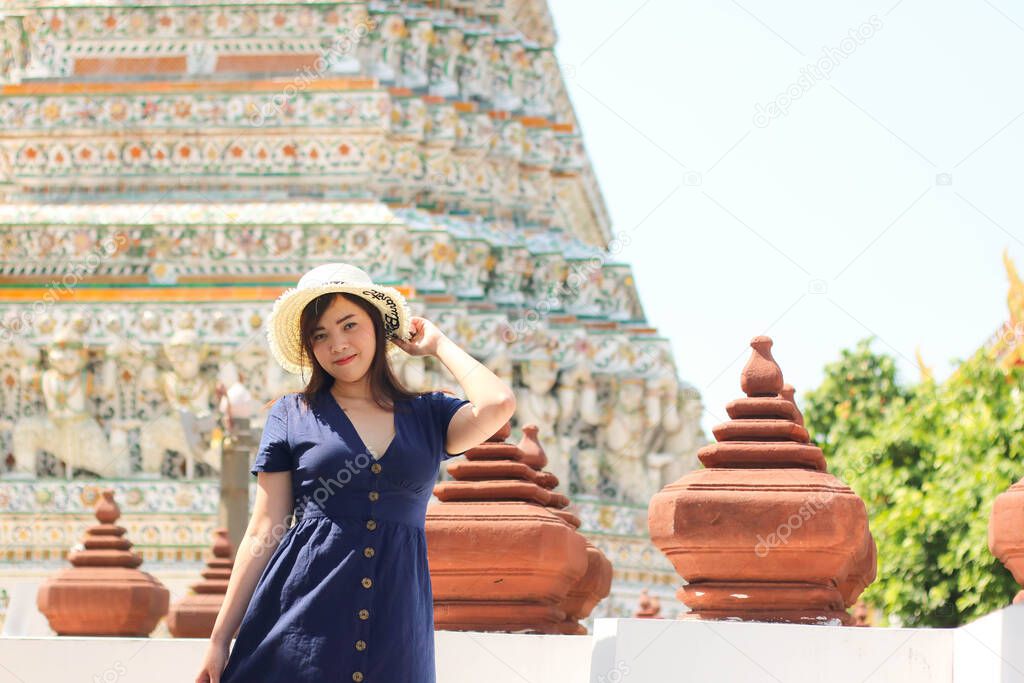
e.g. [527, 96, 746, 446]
[294, 292, 423, 414]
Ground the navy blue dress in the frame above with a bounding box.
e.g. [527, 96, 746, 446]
[219, 385, 470, 683]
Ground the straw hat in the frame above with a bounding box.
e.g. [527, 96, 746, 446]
[266, 263, 412, 375]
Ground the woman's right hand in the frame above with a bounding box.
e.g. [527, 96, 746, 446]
[195, 639, 230, 683]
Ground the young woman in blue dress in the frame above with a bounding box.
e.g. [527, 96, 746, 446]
[196, 263, 516, 683]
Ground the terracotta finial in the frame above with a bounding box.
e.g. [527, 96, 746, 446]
[212, 527, 233, 559]
[428, 422, 602, 634]
[741, 336, 783, 397]
[634, 588, 662, 618]
[650, 336, 876, 626]
[989, 477, 1024, 605]
[95, 489, 119, 525]
[168, 528, 237, 638]
[36, 490, 169, 636]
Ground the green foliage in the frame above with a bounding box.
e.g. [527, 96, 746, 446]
[803, 337, 1023, 626]
[803, 338, 910, 450]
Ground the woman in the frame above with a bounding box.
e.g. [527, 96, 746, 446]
[195, 263, 516, 683]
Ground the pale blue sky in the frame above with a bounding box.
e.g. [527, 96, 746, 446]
[549, 0, 1024, 430]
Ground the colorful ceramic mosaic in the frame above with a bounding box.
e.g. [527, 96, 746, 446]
[0, 0, 705, 616]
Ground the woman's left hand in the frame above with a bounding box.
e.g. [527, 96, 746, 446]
[390, 316, 445, 357]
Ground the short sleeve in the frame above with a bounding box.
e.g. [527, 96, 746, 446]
[429, 390, 471, 459]
[250, 395, 292, 476]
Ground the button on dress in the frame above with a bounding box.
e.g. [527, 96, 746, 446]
[219, 386, 470, 683]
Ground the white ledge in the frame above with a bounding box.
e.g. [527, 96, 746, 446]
[1, 606, 1022, 682]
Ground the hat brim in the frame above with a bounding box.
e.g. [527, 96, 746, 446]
[266, 283, 412, 375]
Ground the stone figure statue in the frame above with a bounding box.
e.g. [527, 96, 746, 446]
[457, 27, 493, 102]
[139, 329, 221, 478]
[397, 14, 430, 90]
[364, 10, 402, 82]
[12, 326, 123, 478]
[99, 333, 158, 474]
[653, 385, 705, 489]
[555, 361, 601, 495]
[231, 335, 301, 430]
[0, 15, 28, 84]
[641, 375, 682, 456]
[427, 21, 462, 98]
[514, 357, 564, 489]
[600, 376, 653, 504]
[0, 339, 41, 472]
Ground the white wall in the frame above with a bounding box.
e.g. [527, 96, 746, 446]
[953, 605, 1024, 683]
[591, 617, 953, 683]
[2, 606, 1024, 683]
[0, 630, 593, 683]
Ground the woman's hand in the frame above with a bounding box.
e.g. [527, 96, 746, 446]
[195, 639, 229, 683]
[390, 316, 446, 357]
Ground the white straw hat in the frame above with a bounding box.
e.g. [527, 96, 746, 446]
[266, 263, 412, 375]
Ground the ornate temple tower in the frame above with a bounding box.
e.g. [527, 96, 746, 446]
[0, 0, 705, 623]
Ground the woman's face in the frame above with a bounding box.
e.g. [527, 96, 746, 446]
[310, 295, 378, 383]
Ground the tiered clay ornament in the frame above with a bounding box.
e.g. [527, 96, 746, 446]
[648, 336, 876, 625]
[988, 478, 1024, 604]
[634, 588, 662, 618]
[167, 528, 235, 637]
[517, 425, 613, 634]
[427, 422, 599, 634]
[37, 489, 169, 635]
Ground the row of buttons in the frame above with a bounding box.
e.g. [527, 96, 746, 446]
[352, 460, 383, 682]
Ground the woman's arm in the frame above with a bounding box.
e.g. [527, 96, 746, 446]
[206, 470, 293, 640]
[390, 316, 516, 455]
[433, 334, 516, 455]
[197, 470, 293, 681]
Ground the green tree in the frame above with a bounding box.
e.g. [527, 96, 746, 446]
[803, 337, 910, 450]
[803, 338, 1023, 626]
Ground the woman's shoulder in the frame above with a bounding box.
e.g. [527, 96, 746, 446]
[263, 391, 308, 415]
[401, 390, 429, 410]
[409, 388, 468, 418]
[409, 389, 456, 406]
[415, 388, 459, 399]
[401, 389, 441, 414]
